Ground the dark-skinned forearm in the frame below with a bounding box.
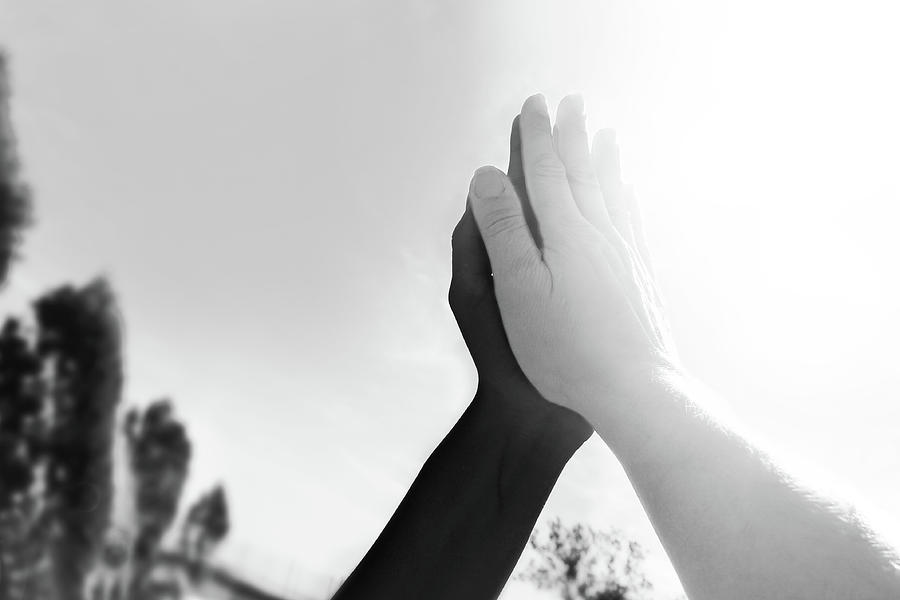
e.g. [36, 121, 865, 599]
[331, 386, 589, 600]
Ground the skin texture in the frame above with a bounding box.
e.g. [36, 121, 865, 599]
[467, 93, 900, 600]
[331, 119, 591, 600]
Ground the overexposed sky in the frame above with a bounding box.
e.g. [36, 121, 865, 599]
[2, 1, 900, 598]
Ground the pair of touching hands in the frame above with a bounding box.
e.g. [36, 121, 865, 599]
[451, 93, 678, 438]
[348, 93, 900, 600]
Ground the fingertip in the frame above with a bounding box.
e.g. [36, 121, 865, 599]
[508, 115, 525, 189]
[519, 94, 554, 153]
[558, 93, 586, 123]
[473, 164, 504, 177]
[470, 165, 508, 200]
[509, 115, 522, 171]
[510, 114, 522, 144]
[466, 164, 538, 272]
[522, 93, 549, 117]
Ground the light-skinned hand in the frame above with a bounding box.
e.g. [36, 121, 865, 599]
[467, 93, 677, 430]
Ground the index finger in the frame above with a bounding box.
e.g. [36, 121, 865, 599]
[519, 94, 583, 242]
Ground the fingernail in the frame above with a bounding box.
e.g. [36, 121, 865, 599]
[472, 167, 505, 199]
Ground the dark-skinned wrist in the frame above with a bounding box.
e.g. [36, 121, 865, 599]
[471, 379, 592, 487]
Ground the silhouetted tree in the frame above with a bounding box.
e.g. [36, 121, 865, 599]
[0, 51, 32, 285]
[0, 310, 238, 600]
[0, 318, 49, 600]
[36, 279, 124, 600]
[0, 279, 123, 600]
[124, 400, 192, 600]
[1, 49, 225, 600]
[180, 484, 229, 565]
[0, 320, 40, 504]
[0, 51, 39, 594]
[518, 519, 652, 600]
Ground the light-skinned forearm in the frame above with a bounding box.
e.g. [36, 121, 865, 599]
[587, 369, 900, 600]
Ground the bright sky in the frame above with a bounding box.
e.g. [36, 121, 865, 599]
[2, 1, 900, 599]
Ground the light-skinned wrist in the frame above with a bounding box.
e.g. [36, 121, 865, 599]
[577, 364, 692, 464]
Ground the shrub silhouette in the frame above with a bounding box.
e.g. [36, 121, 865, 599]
[518, 519, 653, 600]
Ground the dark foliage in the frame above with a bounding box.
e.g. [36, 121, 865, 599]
[36, 279, 124, 600]
[518, 519, 652, 600]
[0, 318, 46, 600]
[0, 319, 42, 506]
[180, 484, 229, 566]
[0, 279, 123, 600]
[124, 400, 192, 599]
[0, 51, 32, 285]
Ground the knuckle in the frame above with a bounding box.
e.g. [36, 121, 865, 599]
[482, 210, 526, 239]
[566, 165, 599, 186]
[509, 250, 540, 274]
[530, 153, 567, 180]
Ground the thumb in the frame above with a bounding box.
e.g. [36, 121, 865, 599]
[468, 166, 541, 276]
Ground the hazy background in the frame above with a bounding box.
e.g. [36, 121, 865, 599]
[2, 1, 900, 598]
